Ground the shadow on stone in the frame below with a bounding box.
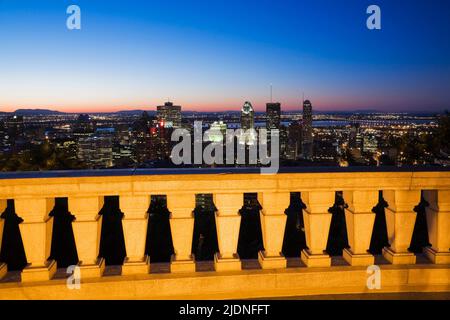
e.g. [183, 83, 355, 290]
[282, 192, 307, 258]
[192, 194, 219, 262]
[98, 196, 126, 266]
[237, 193, 264, 260]
[326, 192, 349, 256]
[0, 200, 27, 271]
[49, 198, 78, 268]
[409, 192, 431, 254]
[146, 195, 174, 263]
[369, 191, 390, 255]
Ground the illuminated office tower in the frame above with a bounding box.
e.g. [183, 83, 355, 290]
[157, 101, 182, 128]
[286, 121, 303, 160]
[208, 121, 227, 143]
[240, 101, 256, 145]
[265, 102, 281, 157]
[131, 111, 154, 164]
[349, 123, 363, 150]
[4, 115, 25, 152]
[302, 99, 313, 159]
[363, 134, 378, 153]
[78, 128, 114, 168]
[241, 101, 255, 131]
[266, 102, 281, 131]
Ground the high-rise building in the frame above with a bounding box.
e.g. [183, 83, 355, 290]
[208, 121, 227, 143]
[5, 115, 24, 137]
[265, 102, 281, 157]
[363, 134, 378, 153]
[266, 102, 281, 131]
[349, 123, 363, 150]
[131, 111, 155, 164]
[78, 128, 114, 168]
[73, 114, 95, 134]
[0, 120, 7, 154]
[240, 101, 256, 146]
[286, 121, 303, 160]
[113, 124, 133, 167]
[157, 101, 182, 128]
[241, 101, 255, 131]
[279, 126, 288, 158]
[302, 99, 313, 159]
[4, 115, 25, 152]
[150, 122, 172, 162]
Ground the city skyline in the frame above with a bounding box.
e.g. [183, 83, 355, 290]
[1, 0, 450, 113]
[2, 101, 448, 115]
[0, 100, 447, 115]
[0, 0, 449, 305]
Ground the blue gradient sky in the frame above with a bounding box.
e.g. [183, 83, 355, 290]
[0, 0, 449, 112]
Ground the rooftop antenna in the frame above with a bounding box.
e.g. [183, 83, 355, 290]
[270, 84, 273, 103]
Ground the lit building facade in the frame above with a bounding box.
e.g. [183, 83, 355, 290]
[302, 100, 313, 159]
[266, 102, 281, 131]
[208, 121, 227, 143]
[363, 134, 378, 153]
[77, 128, 114, 168]
[286, 121, 303, 160]
[266, 102, 282, 157]
[240, 101, 256, 145]
[3, 115, 25, 152]
[157, 101, 182, 129]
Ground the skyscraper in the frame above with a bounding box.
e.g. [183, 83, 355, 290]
[240, 101, 256, 146]
[363, 133, 378, 153]
[265, 102, 281, 157]
[157, 101, 182, 128]
[302, 99, 313, 159]
[208, 121, 227, 143]
[348, 123, 363, 150]
[78, 128, 114, 168]
[4, 115, 25, 152]
[5, 115, 24, 137]
[266, 102, 281, 131]
[286, 121, 303, 160]
[240, 101, 255, 131]
[131, 111, 154, 164]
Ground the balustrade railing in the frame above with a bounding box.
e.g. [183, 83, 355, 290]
[0, 168, 448, 282]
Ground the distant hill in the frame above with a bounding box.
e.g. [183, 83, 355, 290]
[115, 110, 156, 116]
[14, 109, 66, 116]
[112, 109, 156, 114]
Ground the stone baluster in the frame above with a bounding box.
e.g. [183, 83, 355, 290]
[120, 195, 150, 275]
[15, 198, 56, 282]
[382, 190, 420, 264]
[342, 190, 378, 266]
[301, 191, 335, 267]
[213, 193, 243, 271]
[68, 196, 105, 278]
[167, 194, 195, 273]
[423, 190, 450, 264]
[258, 192, 290, 269]
[0, 200, 6, 279]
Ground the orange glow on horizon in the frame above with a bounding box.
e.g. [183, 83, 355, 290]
[0, 97, 382, 113]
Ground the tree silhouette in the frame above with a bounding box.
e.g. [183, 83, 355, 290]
[0, 141, 86, 171]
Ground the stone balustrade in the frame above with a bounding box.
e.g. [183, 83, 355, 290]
[0, 168, 448, 294]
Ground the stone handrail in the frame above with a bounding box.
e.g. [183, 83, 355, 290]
[0, 168, 448, 283]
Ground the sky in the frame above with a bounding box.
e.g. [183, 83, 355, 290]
[0, 0, 449, 113]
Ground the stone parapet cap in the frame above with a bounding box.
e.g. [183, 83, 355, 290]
[0, 170, 449, 207]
